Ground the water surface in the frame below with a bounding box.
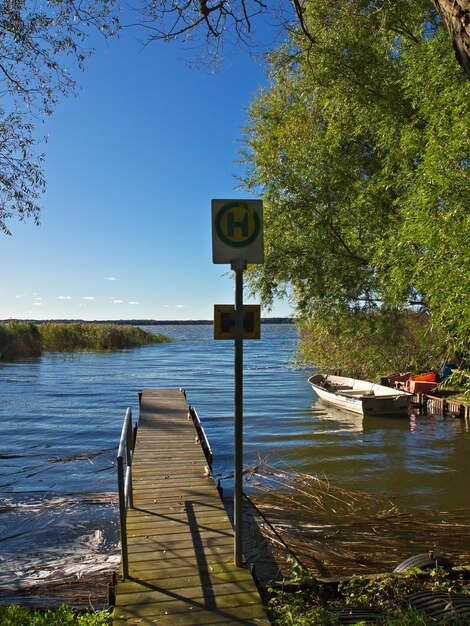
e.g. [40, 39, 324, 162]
[1, 324, 469, 586]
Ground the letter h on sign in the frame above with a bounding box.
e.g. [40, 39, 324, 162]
[228, 212, 248, 238]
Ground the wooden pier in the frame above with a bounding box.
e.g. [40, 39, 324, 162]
[412, 392, 470, 421]
[113, 389, 269, 625]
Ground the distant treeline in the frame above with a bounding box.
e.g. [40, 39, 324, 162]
[0, 321, 171, 361]
[2, 317, 293, 326]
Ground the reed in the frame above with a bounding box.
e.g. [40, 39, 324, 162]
[0, 321, 43, 360]
[0, 321, 171, 360]
[249, 465, 470, 625]
[246, 464, 470, 579]
[40, 322, 171, 352]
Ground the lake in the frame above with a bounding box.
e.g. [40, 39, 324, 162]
[1, 323, 469, 592]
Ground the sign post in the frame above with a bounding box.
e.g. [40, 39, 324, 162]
[212, 199, 263, 567]
[232, 257, 245, 567]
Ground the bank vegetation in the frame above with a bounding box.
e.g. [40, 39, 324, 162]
[297, 310, 448, 382]
[247, 465, 470, 624]
[0, 321, 171, 361]
[0, 605, 111, 625]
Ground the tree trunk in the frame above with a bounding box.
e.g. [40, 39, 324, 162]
[434, 0, 470, 78]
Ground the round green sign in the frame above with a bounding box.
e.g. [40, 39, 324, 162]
[215, 202, 261, 248]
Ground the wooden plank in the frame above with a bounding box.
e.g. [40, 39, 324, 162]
[114, 597, 268, 621]
[113, 389, 268, 626]
[117, 568, 254, 591]
[114, 606, 268, 626]
[116, 580, 259, 602]
[128, 526, 233, 540]
[127, 545, 234, 563]
[127, 536, 235, 553]
[131, 485, 218, 493]
[129, 561, 240, 578]
[127, 513, 231, 528]
[127, 526, 233, 540]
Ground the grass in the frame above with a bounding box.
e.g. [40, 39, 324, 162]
[438, 370, 470, 403]
[0, 604, 112, 625]
[0, 321, 171, 360]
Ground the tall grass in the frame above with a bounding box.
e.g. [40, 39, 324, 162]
[0, 321, 43, 360]
[0, 322, 171, 361]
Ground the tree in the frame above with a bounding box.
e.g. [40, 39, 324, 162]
[297, 309, 448, 379]
[239, 0, 470, 363]
[136, 0, 470, 78]
[0, 0, 118, 234]
[433, 0, 470, 78]
[2, 1, 469, 235]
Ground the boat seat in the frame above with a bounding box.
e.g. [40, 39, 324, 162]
[337, 389, 375, 397]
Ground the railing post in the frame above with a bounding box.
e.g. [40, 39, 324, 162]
[117, 454, 129, 579]
[125, 408, 134, 509]
[117, 406, 134, 580]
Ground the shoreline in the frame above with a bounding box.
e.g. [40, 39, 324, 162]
[0, 317, 294, 325]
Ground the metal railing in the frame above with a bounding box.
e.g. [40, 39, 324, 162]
[117, 407, 136, 580]
[188, 404, 213, 469]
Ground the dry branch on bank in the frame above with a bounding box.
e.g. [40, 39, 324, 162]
[245, 464, 470, 580]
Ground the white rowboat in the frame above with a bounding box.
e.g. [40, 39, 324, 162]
[308, 374, 412, 416]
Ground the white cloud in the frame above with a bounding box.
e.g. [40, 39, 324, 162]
[112, 299, 124, 304]
[83, 296, 96, 300]
[175, 304, 188, 309]
[128, 301, 139, 305]
[163, 305, 170, 308]
[33, 302, 43, 306]
[57, 295, 71, 300]
[15, 295, 21, 299]
[104, 277, 117, 281]
[35, 297, 43, 301]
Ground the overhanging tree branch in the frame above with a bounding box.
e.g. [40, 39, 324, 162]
[0, 0, 119, 233]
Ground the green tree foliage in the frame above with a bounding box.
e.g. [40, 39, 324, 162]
[240, 0, 470, 364]
[2, 1, 469, 235]
[0, 0, 118, 233]
[298, 311, 447, 380]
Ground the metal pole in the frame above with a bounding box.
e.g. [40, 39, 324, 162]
[125, 408, 134, 509]
[117, 454, 129, 579]
[232, 258, 246, 567]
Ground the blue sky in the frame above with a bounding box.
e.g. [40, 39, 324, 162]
[0, 24, 292, 321]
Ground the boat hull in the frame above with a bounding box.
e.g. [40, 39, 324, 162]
[308, 374, 412, 416]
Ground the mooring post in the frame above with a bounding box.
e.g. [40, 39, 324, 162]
[232, 258, 246, 567]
